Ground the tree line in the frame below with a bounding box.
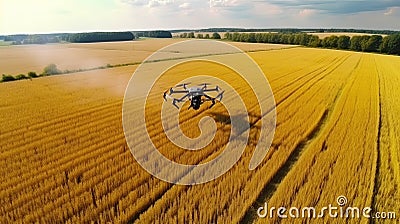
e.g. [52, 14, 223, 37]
[1, 64, 63, 82]
[64, 32, 135, 43]
[179, 32, 221, 39]
[3, 30, 175, 45]
[224, 32, 400, 55]
[134, 31, 172, 38]
[171, 28, 399, 35]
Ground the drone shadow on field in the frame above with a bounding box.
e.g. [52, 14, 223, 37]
[208, 112, 261, 138]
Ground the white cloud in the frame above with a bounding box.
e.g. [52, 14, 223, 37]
[178, 2, 194, 15]
[209, 0, 224, 8]
[384, 7, 400, 16]
[119, 0, 148, 6]
[299, 9, 317, 17]
[209, 0, 242, 8]
[149, 0, 174, 7]
[179, 2, 191, 9]
[119, 0, 174, 7]
[266, 0, 400, 15]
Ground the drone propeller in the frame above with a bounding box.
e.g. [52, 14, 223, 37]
[199, 83, 212, 89]
[215, 91, 224, 101]
[163, 91, 167, 101]
[163, 88, 174, 101]
[175, 82, 191, 89]
[172, 99, 180, 109]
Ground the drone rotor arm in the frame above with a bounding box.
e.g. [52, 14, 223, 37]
[170, 90, 189, 94]
[164, 93, 182, 102]
[199, 83, 212, 89]
[203, 87, 220, 93]
[178, 93, 190, 102]
[175, 82, 191, 90]
[164, 88, 189, 100]
[202, 93, 216, 108]
[203, 93, 214, 101]
[164, 94, 189, 110]
[216, 91, 224, 101]
[172, 99, 180, 109]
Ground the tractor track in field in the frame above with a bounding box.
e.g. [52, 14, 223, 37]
[274, 54, 351, 107]
[370, 58, 382, 224]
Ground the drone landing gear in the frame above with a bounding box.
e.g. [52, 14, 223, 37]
[203, 91, 224, 109]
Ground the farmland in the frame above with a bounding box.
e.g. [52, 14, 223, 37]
[0, 39, 399, 223]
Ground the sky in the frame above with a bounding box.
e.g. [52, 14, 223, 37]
[1, 0, 400, 35]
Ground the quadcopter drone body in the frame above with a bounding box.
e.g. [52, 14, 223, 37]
[163, 83, 224, 110]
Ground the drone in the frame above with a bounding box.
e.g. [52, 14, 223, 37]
[163, 83, 224, 110]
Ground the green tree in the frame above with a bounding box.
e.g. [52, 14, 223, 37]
[380, 36, 389, 53]
[205, 34, 210, 39]
[240, 33, 249, 42]
[224, 32, 231, 40]
[247, 33, 256, 43]
[337, 36, 350, 49]
[359, 36, 371, 52]
[15, 74, 28, 80]
[188, 32, 195, 38]
[384, 34, 400, 55]
[288, 34, 296, 44]
[293, 33, 310, 46]
[1, 74, 15, 82]
[28, 71, 38, 78]
[350, 36, 362, 51]
[231, 33, 239, 41]
[308, 35, 320, 47]
[255, 33, 263, 43]
[212, 32, 221, 39]
[196, 33, 204, 39]
[324, 36, 339, 48]
[364, 35, 382, 52]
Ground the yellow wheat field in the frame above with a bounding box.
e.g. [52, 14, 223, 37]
[0, 40, 399, 223]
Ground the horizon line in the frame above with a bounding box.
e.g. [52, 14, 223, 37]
[1, 27, 399, 36]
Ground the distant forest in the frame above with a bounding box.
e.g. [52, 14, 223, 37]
[171, 28, 399, 35]
[2, 32, 136, 44]
[2, 31, 172, 44]
[134, 30, 172, 38]
[65, 32, 135, 43]
[176, 29, 400, 56]
[222, 32, 400, 55]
